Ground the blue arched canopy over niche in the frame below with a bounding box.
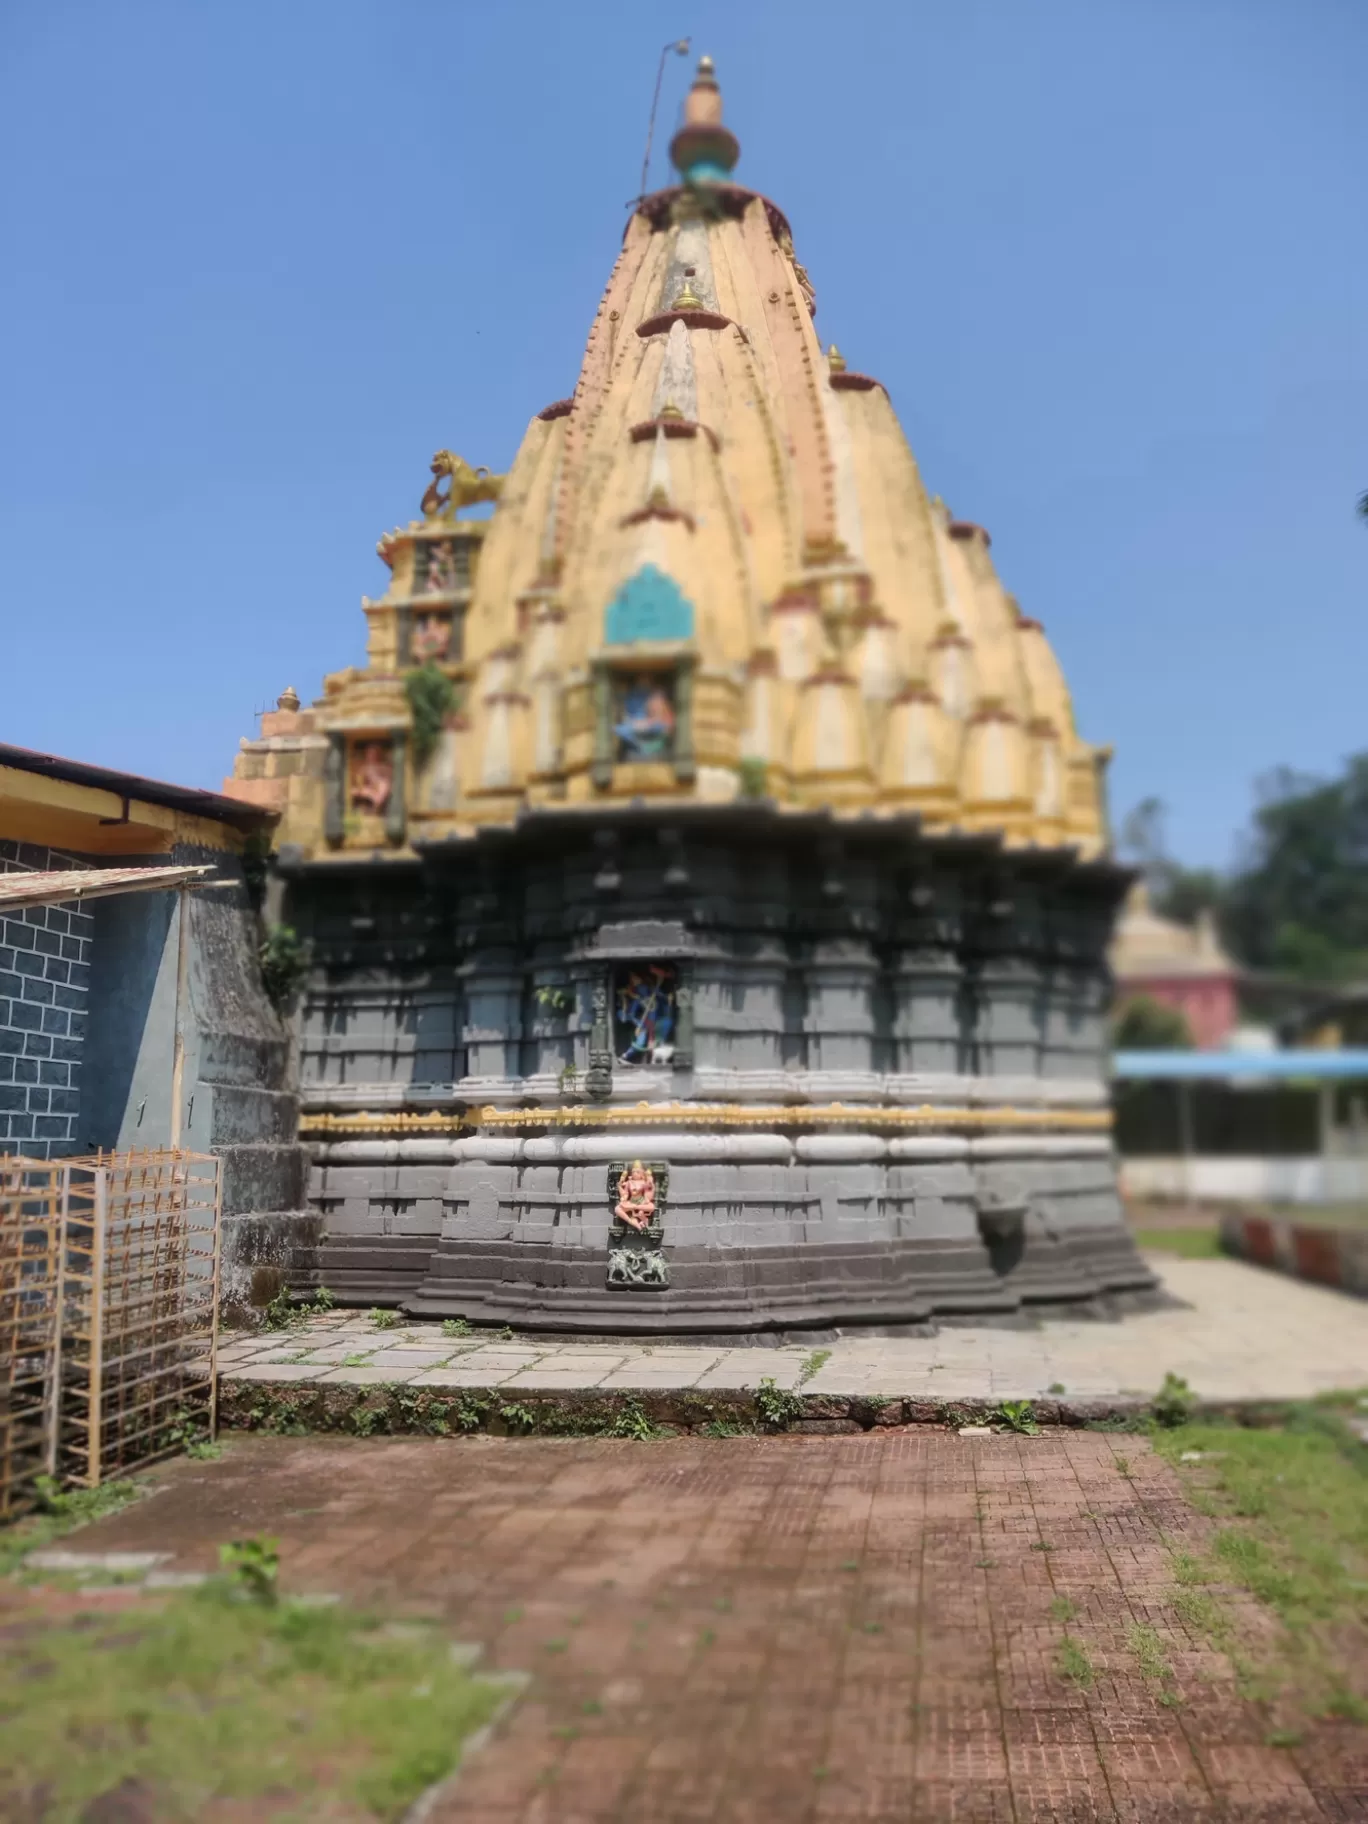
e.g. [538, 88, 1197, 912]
[604, 564, 695, 646]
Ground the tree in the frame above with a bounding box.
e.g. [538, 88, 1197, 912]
[1221, 757, 1368, 981]
[1115, 797, 1224, 926]
[1111, 995, 1194, 1050]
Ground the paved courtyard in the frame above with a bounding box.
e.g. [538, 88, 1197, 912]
[221, 1256, 1368, 1405]
[31, 1428, 1367, 1821]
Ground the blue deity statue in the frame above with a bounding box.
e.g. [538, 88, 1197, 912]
[614, 675, 676, 760]
[615, 965, 677, 1065]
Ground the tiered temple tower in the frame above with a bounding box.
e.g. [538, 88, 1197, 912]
[227, 58, 1153, 1331]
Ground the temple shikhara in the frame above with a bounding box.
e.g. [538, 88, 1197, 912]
[227, 58, 1154, 1329]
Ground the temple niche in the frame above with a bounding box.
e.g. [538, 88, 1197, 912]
[224, 56, 1154, 1334]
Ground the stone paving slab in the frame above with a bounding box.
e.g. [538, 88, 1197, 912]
[221, 1258, 1368, 1404]
[29, 1430, 1367, 1821]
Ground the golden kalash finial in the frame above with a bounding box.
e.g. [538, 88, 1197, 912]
[420, 450, 505, 521]
[827, 344, 847, 374]
[671, 277, 705, 311]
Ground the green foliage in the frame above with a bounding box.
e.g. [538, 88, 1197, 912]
[1120, 764, 1368, 986]
[240, 827, 273, 911]
[1048, 1595, 1078, 1622]
[799, 1348, 831, 1385]
[754, 1376, 804, 1431]
[2, 1474, 145, 1574]
[441, 1317, 471, 1339]
[996, 1399, 1040, 1435]
[1132, 1227, 1224, 1258]
[404, 662, 456, 769]
[0, 1577, 505, 1819]
[1153, 1372, 1196, 1428]
[262, 1284, 332, 1331]
[601, 1398, 658, 1441]
[258, 923, 310, 1012]
[369, 1307, 399, 1331]
[218, 1535, 280, 1605]
[1111, 994, 1194, 1050]
[1127, 1622, 1173, 1684]
[737, 756, 768, 800]
[1154, 1409, 1368, 1719]
[1223, 757, 1368, 980]
[534, 985, 575, 1015]
[1056, 1635, 1093, 1689]
[496, 1401, 538, 1434]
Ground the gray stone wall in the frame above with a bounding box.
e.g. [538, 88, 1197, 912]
[286, 815, 1127, 1112]
[0, 841, 94, 1158]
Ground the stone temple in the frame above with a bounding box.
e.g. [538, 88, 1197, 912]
[226, 57, 1155, 1333]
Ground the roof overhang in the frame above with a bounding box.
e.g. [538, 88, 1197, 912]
[0, 863, 220, 913]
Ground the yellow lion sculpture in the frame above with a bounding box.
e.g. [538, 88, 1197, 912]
[421, 450, 504, 520]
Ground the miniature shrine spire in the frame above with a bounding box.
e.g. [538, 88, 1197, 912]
[669, 54, 740, 184]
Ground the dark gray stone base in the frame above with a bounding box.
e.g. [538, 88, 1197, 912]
[404, 1229, 1156, 1334]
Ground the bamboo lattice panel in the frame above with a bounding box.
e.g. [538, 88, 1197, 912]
[0, 1158, 64, 1519]
[0, 1148, 220, 1505]
[59, 1151, 221, 1487]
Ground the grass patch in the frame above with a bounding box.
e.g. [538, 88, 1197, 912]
[0, 1477, 146, 1578]
[1132, 1227, 1224, 1258]
[0, 1578, 508, 1820]
[1154, 1407, 1368, 1719]
[1048, 1595, 1078, 1622]
[1056, 1635, 1093, 1689]
[1127, 1622, 1173, 1683]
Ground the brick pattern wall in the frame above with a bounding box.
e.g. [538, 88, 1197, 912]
[0, 841, 94, 1159]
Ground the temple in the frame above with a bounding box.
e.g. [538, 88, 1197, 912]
[226, 57, 1154, 1331]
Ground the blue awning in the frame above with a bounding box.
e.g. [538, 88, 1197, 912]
[1113, 1050, 1368, 1080]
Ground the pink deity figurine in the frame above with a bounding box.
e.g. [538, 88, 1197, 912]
[614, 1161, 657, 1232]
[350, 742, 392, 814]
[425, 544, 456, 593]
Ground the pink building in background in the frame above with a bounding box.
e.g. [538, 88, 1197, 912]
[1109, 884, 1241, 1050]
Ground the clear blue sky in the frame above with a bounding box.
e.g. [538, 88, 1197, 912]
[2, 1, 1363, 867]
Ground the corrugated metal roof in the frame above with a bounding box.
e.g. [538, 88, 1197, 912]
[0, 864, 218, 911]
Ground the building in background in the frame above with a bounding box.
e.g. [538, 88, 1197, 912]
[1109, 881, 1241, 1050]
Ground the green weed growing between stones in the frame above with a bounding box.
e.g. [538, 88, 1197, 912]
[1056, 1636, 1093, 1690]
[996, 1399, 1040, 1435]
[754, 1377, 804, 1431]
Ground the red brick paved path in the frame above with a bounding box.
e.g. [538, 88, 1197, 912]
[54, 1433, 1368, 1821]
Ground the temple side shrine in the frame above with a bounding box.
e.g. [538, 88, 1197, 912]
[227, 58, 1155, 1331]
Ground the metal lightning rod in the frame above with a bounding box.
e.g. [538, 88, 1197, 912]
[637, 37, 691, 204]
